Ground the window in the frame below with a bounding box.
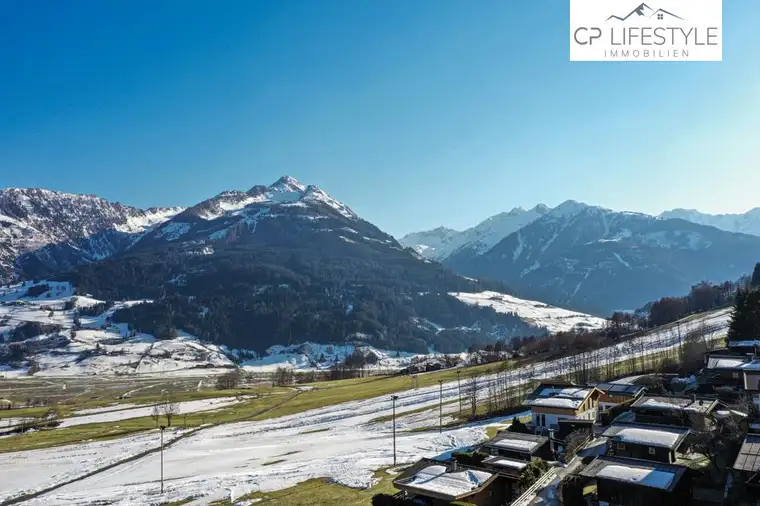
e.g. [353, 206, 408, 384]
[648, 447, 656, 455]
[541, 414, 546, 427]
[617, 442, 626, 450]
[657, 13, 664, 19]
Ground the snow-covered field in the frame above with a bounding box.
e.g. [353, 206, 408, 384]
[0, 429, 187, 504]
[59, 396, 254, 428]
[3, 306, 732, 505]
[451, 291, 608, 333]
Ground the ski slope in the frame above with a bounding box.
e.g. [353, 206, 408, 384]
[4, 306, 731, 505]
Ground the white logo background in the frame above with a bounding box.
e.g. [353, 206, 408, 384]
[570, 0, 723, 62]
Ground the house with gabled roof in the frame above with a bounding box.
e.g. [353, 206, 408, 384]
[522, 381, 602, 434]
[591, 381, 647, 411]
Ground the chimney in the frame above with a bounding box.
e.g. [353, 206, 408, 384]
[549, 429, 555, 455]
[452, 460, 458, 471]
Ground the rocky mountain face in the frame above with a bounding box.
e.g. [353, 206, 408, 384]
[0, 188, 182, 283]
[659, 208, 760, 237]
[437, 201, 760, 315]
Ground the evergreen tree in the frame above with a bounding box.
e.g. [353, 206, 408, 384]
[728, 289, 760, 343]
[751, 262, 760, 288]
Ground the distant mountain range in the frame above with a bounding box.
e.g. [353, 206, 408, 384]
[400, 202, 760, 314]
[1, 177, 596, 354]
[2, 178, 757, 352]
[658, 208, 760, 237]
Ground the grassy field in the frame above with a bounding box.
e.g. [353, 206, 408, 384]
[0, 320, 715, 456]
[211, 469, 399, 506]
[0, 388, 296, 453]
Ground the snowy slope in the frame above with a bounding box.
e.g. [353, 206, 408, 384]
[6, 306, 731, 505]
[451, 291, 607, 333]
[660, 207, 760, 237]
[239, 342, 422, 372]
[0, 281, 236, 377]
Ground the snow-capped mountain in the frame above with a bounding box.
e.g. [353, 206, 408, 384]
[445, 200, 760, 315]
[55, 176, 593, 354]
[396, 227, 460, 260]
[0, 188, 182, 282]
[399, 205, 549, 262]
[659, 208, 760, 237]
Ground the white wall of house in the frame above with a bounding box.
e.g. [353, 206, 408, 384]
[532, 408, 598, 432]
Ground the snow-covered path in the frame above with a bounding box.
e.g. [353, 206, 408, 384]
[10, 307, 732, 505]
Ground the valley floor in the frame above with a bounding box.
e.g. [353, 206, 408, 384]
[0, 306, 732, 506]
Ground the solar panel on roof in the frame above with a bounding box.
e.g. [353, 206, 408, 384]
[610, 385, 628, 392]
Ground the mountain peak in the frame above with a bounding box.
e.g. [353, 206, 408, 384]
[271, 175, 306, 193]
[548, 200, 591, 218]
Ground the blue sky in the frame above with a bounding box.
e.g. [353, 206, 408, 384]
[1, 1, 758, 236]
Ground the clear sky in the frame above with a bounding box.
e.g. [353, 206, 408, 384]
[1, 1, 758, 237]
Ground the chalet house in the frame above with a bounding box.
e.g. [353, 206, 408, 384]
[630, 395, 718, 428]
[523, 382, 602, 434]
[602, 422, 690, 464]
[479, 432, 552, 462]
[580, 455, 692, 506]
[392, 458, 506, 506]
[732, 434, 760, 501]
[591, 382, 647, 411]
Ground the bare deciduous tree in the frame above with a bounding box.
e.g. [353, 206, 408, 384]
[155, 395, 180, 427]
[215, 370, 242, 390]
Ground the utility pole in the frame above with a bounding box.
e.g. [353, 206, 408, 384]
[160, 425, 165, 493]
[391, 395, 399, 466]
[456, 370, 462, 417]
[438, 380, 443, 433]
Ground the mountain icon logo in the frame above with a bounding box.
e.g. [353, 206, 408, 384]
[606, 2, 684, 22]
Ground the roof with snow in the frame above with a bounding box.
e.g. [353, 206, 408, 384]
[393, 463, 496, 501]
[631, 395, 718, 415]
[481, 432, 548, 455]
[591, 382, 647, 398]
[602, 423, 690, 450]
[733, 435, 760, 473]
[706, 355, 751, 370]
[580, 456, 687, 491]
[523, 381, 600, 411]
[481, 455, 529, 473]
